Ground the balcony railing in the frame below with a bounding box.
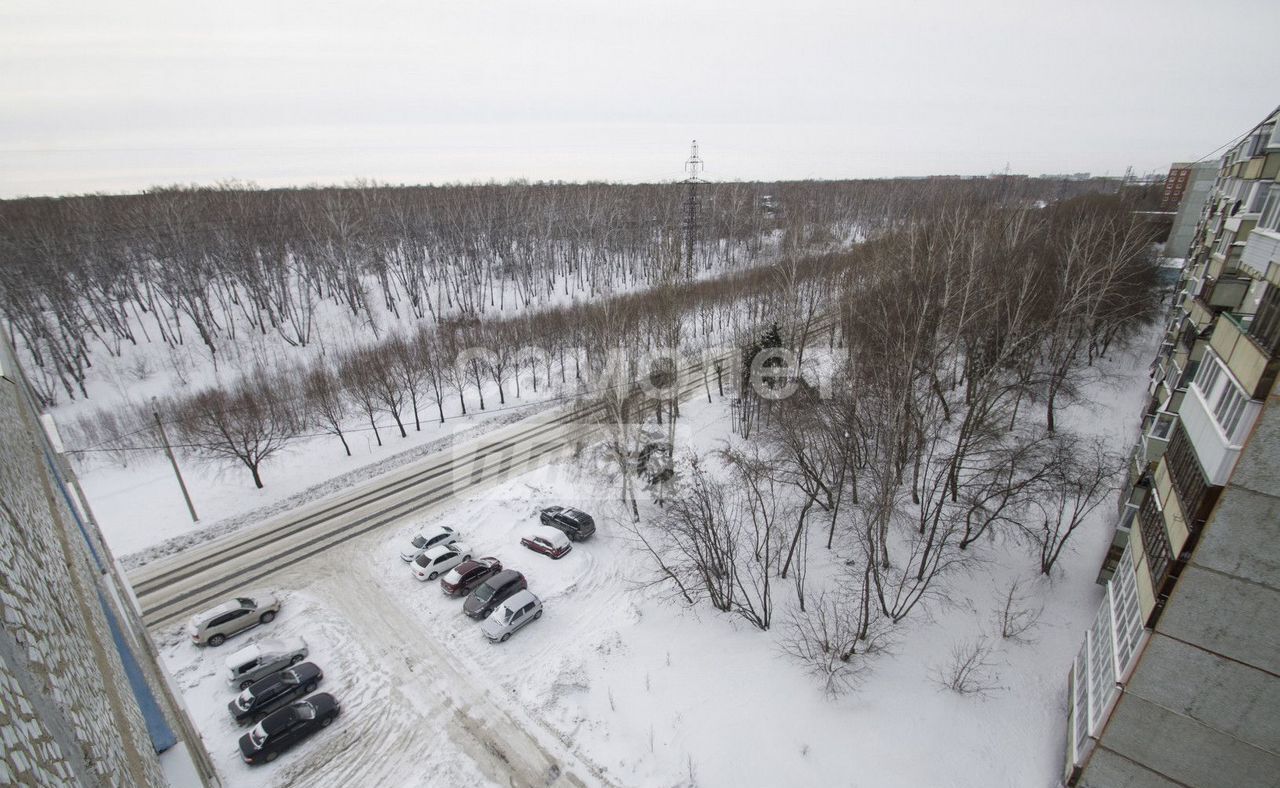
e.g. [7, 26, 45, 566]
[1214, 309, 1279, 398]
[1163, 424, 1222, 527]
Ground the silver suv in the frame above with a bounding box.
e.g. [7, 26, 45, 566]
[188, 592, 281, 647]
[225, 637, 309, 689]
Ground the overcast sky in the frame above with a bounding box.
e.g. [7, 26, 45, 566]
[2, 0, 1277, 198]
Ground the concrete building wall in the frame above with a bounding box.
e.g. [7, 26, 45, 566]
[0, 341, 171, 786]
[1078, 376, 1280, 786]
[1166, 162, 1218, 259]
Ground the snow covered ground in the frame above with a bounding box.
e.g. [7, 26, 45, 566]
[153, 321, 1160, 788]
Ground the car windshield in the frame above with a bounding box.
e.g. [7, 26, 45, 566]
[236, 597, 255, 608]
[475, 583, 495, 601]
[411, 534, 427, 548]
[236, 688, 254, 706]
[414, 554, 430, 566]
[502, 607, 515, 623]
[248, 723, 268, 748]
[295, 702, 317, 720]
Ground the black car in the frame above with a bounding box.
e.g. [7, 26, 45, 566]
[539, 506, 596, 541]
[228, 662, 324, 725]
[239, 693, 340, 765]
[463, 570, 528, 620]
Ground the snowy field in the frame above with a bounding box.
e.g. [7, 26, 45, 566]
[152, 322, 1160, 788]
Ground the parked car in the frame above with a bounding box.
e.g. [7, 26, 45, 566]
[521, 525, 572, 559]
[400, 525, 459, 562]
[463, 570, 528, 620]
[227, 662, 324, 725]
[412, 542, 473, 581]
[225, 637, 309, 689]
[539, 506, 597, 541]
[482, 590, 543, 643]
[441, 557, 502, 596]
[188, 593, 281, 647]
[238, 693, 341, 765]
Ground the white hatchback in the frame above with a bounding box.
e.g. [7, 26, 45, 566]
[411, 542, 473, 581]
[482, 590, 543, 643]
[400, 525, 459, 562]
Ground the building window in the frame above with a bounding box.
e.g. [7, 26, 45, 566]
[1249, 122, 1275, 157]
[1193, 352, 1223, 397]
[1192, 353, 1251, 441]
[1110, 542, 1144, 674]
[1249, 283, 1280, 356]
[1214, 385, 1247, 440]
[1260, 185, 1280, 232]
[1247, 181, 1271, 213]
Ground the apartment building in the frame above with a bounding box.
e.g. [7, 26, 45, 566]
[1161, 162, 1193, 211]
[1063, 107, 1280, 786]
[1165, 161, 1218, 259]
[0, 328, 217, 786]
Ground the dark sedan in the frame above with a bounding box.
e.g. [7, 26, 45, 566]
[227, 662, 324, 725]
[441, 557, 502, 596]
[539, 506, 596, 541]
[239, 693, 341, 765]
[463, 569, 528, 620]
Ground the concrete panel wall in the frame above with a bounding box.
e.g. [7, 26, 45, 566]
[1078, 370, 1280, 786]
[0, 359, 167, 785]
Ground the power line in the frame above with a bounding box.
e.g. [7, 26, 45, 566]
[1191, 105, 1280, 165]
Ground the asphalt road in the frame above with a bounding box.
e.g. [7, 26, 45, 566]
[128, 358, 716, 630]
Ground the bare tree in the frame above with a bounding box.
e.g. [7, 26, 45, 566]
[303, 362, 352, 456]
[992, 578, 1043, 643]
[1026, 436, 1120, 575]
[175, 374, 301, 489]
[779, 586, 889, 697]
[931, 636, 1002, 696]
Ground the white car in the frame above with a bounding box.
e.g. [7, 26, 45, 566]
[411, 542, 472, 581]
[482, 590, 543, 643]
[225, 637, 309, 689]
[400, 525, 459, 562]
[187, 591, 280, 647]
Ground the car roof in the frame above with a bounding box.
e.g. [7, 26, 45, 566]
[423, 543, 460, 558]
[487, 569, 521, 585]
[529, 524, 570, 544]
[418, 524, 454, 537]
[502, 589, 539, 609]
[228, 637, 302, 662]
[195, 599, 243, 620]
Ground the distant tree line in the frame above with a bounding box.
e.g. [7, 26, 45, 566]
[62, 245, 854, 487]
[1, 176, 1115, 406]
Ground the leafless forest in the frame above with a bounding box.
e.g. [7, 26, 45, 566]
[2, 178, 1161, 696]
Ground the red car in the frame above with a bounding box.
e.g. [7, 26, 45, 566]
[520, 525, 572, 559]
[440, 557, 503, 596]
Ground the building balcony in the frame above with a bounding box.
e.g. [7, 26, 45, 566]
[1139, 411, 1177, 467]
[1199, 275, 1253, 311]
[1240, 227, 1280, 279]
[1210, 308, 1280, 399]
[1184, 295, 1217, 334]
[1161, 422, 1224, 529]
[1178, 381, 1258, 486]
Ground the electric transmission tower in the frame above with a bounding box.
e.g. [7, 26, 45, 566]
[682, 140, 704, 277]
